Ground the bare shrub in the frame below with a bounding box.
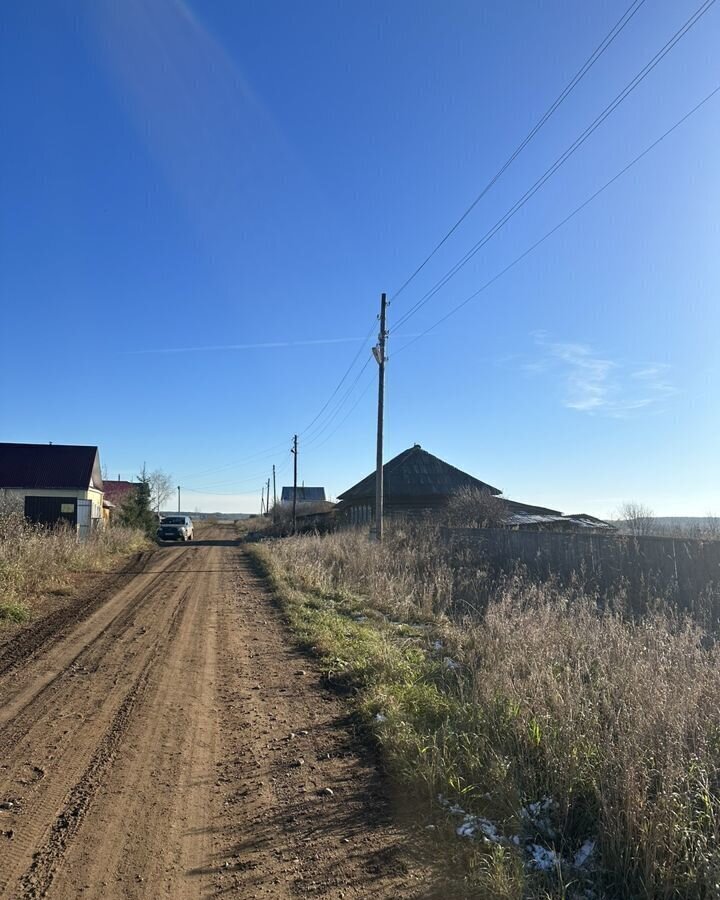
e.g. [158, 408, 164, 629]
[446, 486, 506, 528]
[148, 469, 174, 513]
[616, 500, 654, 536]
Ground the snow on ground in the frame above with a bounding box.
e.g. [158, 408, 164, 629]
[437, 793, 596, 876]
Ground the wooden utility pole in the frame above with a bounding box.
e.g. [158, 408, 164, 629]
[266, 478, 271, 517]
[291, 434, 298, 533]
[272, 464, 277, 522]
[373, 293, 388, 541]
[260, 484, 265, 516]
[177, 485, 181, 513]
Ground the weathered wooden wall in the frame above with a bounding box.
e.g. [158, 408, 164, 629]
[442, 527, 720, 619]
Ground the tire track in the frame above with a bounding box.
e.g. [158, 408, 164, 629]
[0, 550, 156, 679]
[0, 543, 209, 898]
[0, 548, 193, 739]
[17, 583, 192, 899]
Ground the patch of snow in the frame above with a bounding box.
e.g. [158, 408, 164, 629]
[456, 819, 477, 838]
[520, 796, 558, 839]
[374, 713, 387, 723]
[527, 843, 560, 871]
[442, 657, 460, 670]
[432, 640, 443, 650]
[439, 793, 598, 881]
[574, 839, 596, 868]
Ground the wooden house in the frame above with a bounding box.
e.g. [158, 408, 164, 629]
[336, 444, 500, 525]
[336, 444, 613, 532]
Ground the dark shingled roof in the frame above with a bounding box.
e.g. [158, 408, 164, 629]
[502, 498, 563, 517]
[337, 445, 501, 502]
[0, 443, 103, 491]
[281, 486, 326, 503]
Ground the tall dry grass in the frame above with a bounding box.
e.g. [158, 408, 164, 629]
[265, 526, 720, 898]
[0, 509, 148, 621]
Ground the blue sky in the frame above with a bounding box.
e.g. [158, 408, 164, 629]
[1, 0, 719, 515]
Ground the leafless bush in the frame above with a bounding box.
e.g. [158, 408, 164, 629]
[446, 486, 506, 528]
[615, 500, 655, 536]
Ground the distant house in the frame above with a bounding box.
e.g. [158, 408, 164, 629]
[337, 444, 500, 525]
[0, 442, 105, 536]
[336, 443, 612, 531]
[102, 479, 139, 518]
[280, 486, 327, 506]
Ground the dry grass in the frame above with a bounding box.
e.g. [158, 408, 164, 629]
[259, 526, 720, 898]
[0, 510, 149, 621]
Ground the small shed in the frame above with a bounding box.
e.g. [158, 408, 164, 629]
[0, 442, 105, 537]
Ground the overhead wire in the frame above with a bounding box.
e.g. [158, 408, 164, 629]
[392, 82, 720, 357]
[308, 376, 376, 453]
[298, 319, 377, 436]
[392, 0, 717, 332]
[303, 357, 374, 446]
[390, 0, 648, 302]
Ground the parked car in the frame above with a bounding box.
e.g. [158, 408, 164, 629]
[157, 515, 194, 542]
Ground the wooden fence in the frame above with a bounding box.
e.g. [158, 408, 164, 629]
[442, 527, 720, 620]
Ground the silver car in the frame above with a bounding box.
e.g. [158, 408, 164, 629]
[157, 515, 194, 542]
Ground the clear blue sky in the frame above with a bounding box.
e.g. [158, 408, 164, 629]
[2, 0, 718, 515]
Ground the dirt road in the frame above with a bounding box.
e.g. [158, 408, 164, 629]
[0, 525, 420, 899]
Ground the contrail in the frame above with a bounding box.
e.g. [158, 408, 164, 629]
[127, 336, 370, 355]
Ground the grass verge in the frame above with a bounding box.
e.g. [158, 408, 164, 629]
[250, 542, 550, 898]
[250, 532, 720, 900]
[0, 511, 151, 624]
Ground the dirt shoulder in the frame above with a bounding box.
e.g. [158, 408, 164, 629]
[0, 524, 423, 899]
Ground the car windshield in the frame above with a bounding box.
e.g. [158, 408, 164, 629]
[162, 517, 185, 525]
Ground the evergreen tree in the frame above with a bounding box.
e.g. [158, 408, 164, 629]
[117, 468, 156, 534]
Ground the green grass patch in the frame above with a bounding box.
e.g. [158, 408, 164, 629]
[0, 599, 30, 623]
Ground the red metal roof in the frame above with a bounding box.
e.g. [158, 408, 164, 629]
[103, 480, 139, 504]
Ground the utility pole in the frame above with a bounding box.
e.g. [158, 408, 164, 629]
[177, 485, 181, 513]
[291, 434, 298, 534]
[266, 478, 271, 517]
[373, 293, 388, 541]
[261, 484, 265, 516]
[272, 464, 277, 522]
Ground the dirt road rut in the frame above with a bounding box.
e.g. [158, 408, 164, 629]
[0, 526, 420, 899]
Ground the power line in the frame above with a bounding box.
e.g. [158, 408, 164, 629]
[308, 376, 376, 452]
[390, 0, 648, 302]
[175, 439, 291, 481]
[393, 0, 717, 332]
[303, 357, 373, 446]
[184, 457, 293, 493]
[393, 82, 720, 357]
[299, 319, 377, 436]
[174, 321, 376, 483]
